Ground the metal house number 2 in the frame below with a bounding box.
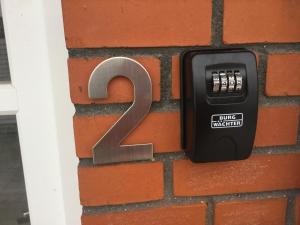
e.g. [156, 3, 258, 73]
[88, 57, 153, 165]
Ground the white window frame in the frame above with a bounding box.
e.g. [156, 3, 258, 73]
[0, 83, 18, 115]
[0, 0, 81, 224]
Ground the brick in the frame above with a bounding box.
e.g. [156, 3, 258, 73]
[296, 196, 300, 225]
[254, 106, 300, 147]
[215, 198, 287, 225]
[173, 153, 300, 196]
[78, 162, 163, 206]
[266, 53, 300, 96]
[171, 53, 260, 99]
[68, 57, 161, 104]
[223, 0, 300, 43]
[74, 106, 299, 158]
[62, 0, 212, 48]
[82, 204, 206, 225]
[74, 111, 180, 158]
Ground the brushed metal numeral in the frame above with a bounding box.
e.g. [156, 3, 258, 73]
[88, 57, 153, 165]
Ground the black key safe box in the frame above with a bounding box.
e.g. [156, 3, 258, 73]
[180, 49, 258, 163]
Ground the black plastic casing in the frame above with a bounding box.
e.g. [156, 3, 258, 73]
[180, 49, 258, 163]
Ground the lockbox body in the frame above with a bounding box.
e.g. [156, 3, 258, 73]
[180, 49, 258, 163]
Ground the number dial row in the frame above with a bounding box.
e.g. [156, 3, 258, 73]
[212, 71, 243, 93]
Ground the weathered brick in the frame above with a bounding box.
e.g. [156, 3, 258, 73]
[254, 106, 300, 147]
[173, 153, 300, 196]
[215, 198, 287, 225]
[82, 204, 207, 225]
[78, 162, 163, 206]
[223, 0, 300, 43]
[266, 53, 300, 96]
[62, 0, 212, 48]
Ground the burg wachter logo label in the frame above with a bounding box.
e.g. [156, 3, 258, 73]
[211, 113, 243, 129]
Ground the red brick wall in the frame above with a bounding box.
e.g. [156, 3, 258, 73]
[61, 0, 300, 224]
